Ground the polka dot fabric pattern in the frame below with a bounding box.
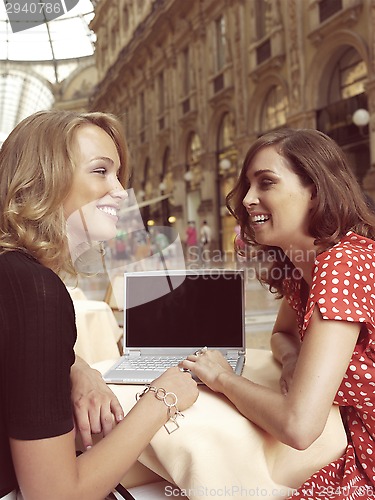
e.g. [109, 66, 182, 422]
[285, 232, 375, 499]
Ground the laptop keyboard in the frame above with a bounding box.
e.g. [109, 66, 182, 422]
[117, 356, 184, 370]
[116, 355, 238, 371]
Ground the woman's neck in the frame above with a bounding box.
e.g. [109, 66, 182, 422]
[283, 237, 319, 286]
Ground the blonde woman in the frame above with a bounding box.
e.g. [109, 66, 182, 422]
[0, 110, 198, 500]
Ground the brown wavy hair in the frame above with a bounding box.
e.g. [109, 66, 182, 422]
[226, 128, 375, 296]
[0, 109, 129, 275]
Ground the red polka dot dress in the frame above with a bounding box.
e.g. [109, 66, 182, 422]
[285, 232, 375, 500]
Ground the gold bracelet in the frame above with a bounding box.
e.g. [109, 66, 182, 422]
[136, 385, 184, 434]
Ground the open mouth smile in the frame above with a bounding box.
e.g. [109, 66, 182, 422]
[97, 205, 118, 218]
[251, 214, 270, 225]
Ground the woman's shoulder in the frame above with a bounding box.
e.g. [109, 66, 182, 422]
[0, 249, 49, 272]
[310, 231, 375, 304]
[0, 250, 66, 295]
[307, 232, 375, 327]
[315, 231, 375, 269]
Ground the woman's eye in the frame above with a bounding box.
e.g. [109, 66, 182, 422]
[259, 178, 274, 189]
[94, 167, 107, 175]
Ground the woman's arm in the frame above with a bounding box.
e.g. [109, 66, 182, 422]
[10, 367, 198, 500]
[271, 298, 301, 363]
[181, 307, 360, 450]
[70, 355, 125, 449]
[270, 298, 301, 394]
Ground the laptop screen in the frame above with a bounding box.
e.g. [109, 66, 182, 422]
[124, 270, 245, 348]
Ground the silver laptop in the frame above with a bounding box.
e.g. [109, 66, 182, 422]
[103, 269, 246, 384]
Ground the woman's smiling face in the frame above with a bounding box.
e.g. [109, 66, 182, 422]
[64, 124, 127, 244]
[242, 145, 315, 251]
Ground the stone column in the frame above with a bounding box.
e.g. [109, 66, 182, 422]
[197, 151, 218, 245]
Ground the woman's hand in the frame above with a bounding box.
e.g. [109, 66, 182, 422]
[70, 356, 124, 449]
[152, 366, 199, 411]
[179, 349, 234, 392]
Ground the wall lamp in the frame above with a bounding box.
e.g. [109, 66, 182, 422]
[352, 108, 370, 128]
[184, 170, 193, 182]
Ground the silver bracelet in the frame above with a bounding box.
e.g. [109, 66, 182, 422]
[136, 385, 184, 434]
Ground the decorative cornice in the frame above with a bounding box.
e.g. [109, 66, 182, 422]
[249, 55, 285, 83]
[308, 4, 363, 46]
[208, 86, 235, 107]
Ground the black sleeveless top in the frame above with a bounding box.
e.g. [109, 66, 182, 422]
[0, 251, 76, 496]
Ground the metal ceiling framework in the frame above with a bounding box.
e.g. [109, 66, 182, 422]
[0, 0, 96, 143]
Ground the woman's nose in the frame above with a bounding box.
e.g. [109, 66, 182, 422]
[242, 187, 258, 208]
[110, 178, 128, 200]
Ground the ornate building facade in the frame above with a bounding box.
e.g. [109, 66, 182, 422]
[89, 0, 375, 253]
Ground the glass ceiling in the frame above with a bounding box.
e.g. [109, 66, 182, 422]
[0, 0, 96, 143]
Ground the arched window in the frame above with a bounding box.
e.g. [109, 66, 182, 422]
[317, 47, 369, 184]
[187, 132, 201, 167]
[260, 85, 288, 131]
[328, 47, 367, 102]
[217, 112, 234, 151]
[184, 132, 202, 189]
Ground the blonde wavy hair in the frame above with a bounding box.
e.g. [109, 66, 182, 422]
[0, 109, 129, 275]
